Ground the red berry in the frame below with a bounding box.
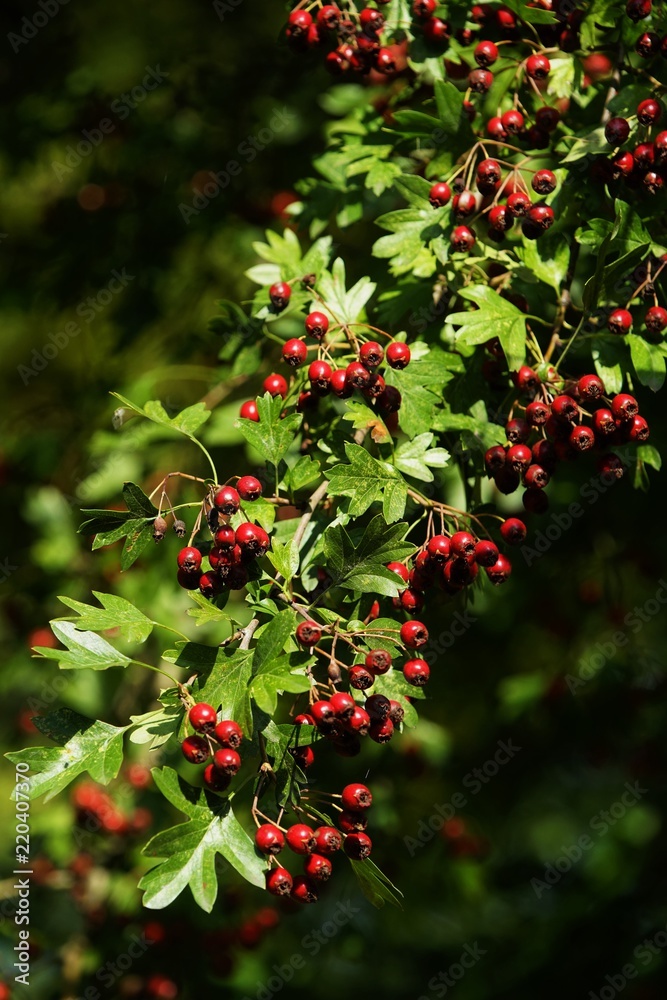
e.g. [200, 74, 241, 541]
[213, 485, 240, 515]
[338, 810, 368, 833]
[526, 204, 554, 231]
[235, 522, 270, 556]
[485, 553, 512, 584]
[329, 691, 356, 721]
[507, 192, 531, 217]
[608, 308, 632, 335]
[365, 693, 391, 720]
[308, 360, 333, 393]
[469, 69, 493, 93]
[474, 39, 498, 66]
[523, 487, 549, 515]
[427, 534, 451, 562]
[551, 394, 579, 422]
[386, 342, 411, 369]
[317, 5, 341, 29]
[213, 719, 243, 748]
[304, 853, 332, 881]
[237, 476, 262, 501]
[294, 713, 315, 726]
[212, 748, 241, 775]
[569, 425, 596, 452]
[536, 106, 560, 131]
[365, 649, 392, 675]
[255, 824, 285, 855]
[605, 117, 630, 145]
[526, 53, 550, 79]
[286, 823, 317, 855]
[487, 116, 508, 141]
[526, 400, 550, 426]
[598, 453, 625, 479]
[214, 526, 236, 548]
[488, 205, 511, 232]
[341, 783, 373, 810]
[291, 875, 318, 903]
[532, 169, 557, 195]
[239, 400, 259, 422]
[288, 10, 313, 30]
[645, 306, 667, 334]
[485, 445, 506, 476]
[263, 373, 288, 398]
[500, 518, 527, 545]
[282, 338, 308, 367]
[305, 311, 329, 339]
[266, 867, 292, 896]
[181, 735, 210, 764]
[400, 620, 429, 648]
[611, 393, 639, 420]
[359, 7, 384, 31]
[311, 700, 335, 729]
[506, 418, 530, 443]
[475, 539, 499, 566]
[524, 464, 550, 488]
[347, 706, 371, 736]
[501, 109, 524, 135]
[189, 703, 217, 733]
[450, 531, 476, 558]
[296, 620, 322, 646]
[423, 16, 449, 43]
[291, 745, 315, 769]
[413, 0, 436, 17]
[507, 444, 532, 474]
[450, 225, 476, 253]
[344, 832, 372, 859]
[403, 658, 430, 686]
[177, 546, 202, 572]
[577, 374, 606, 399]
[593, 408, 616, 437]
[637, 98, 661, 126]
[429, 182, 452, 207]
[269, 281, 291, 311]
[626, 0, 652, 20]
[369, 717, 394, 743]
[349, 665, 375, 690]
[387, 561, 410, 582]
[314, 825, 342, 854]
[177, 569, 201, 590]
[399, 587, 424, 613]
[203, 764, 231, 792]
[359, 341, 384, 369]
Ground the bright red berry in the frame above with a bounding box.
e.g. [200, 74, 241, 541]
[266, 867, 292, 896]
[263, 373, 288, 398]
[475, 539, 499, 566]
[350, 665, 375, 689]
[500, 518, 527, 545]
[507, 444, 532, 474]
[569, 425, 596, 452]
[507, 192, 531, 217]
[485, 553, 512, 584]
[255, 824, 285, 855]
[181, 735, 210, 764]
[474, 39, 498, 66]
[608, 308, 633, 335]
[213, 719, 243, 748]
[213, 485, 240, 514]
[501, 109, 524, 135]
[203, 764, 231, 792]
[330, 691, 356, 721]
[450, 225, 476, 253]
[646, 306, 667, 333]
[526, 53, 550, 79]
[235, 522, 270, 556]
[347, 706, 371, 736]
[341, 783, 373, 810]
[305, 311, 329, 339]
[189, 703, 217, 733]
[403, 658, 430, 686]
[429, 182, 452, 208]
[304, 853, 333, 881]
[269, 281, 291, 310]
[344, 832, 372, 859]
[359, 341, 384, 368]
[551, 395, 579, 422]
[365, 649, 392, 674]
[532, 169, 557, 195]
[577, 374, 606, 399]
[413, 0, 436, 18]
[286, 823, 317, 855]
[282, 338, 308, 367]
[611, 393, 639, 420]
[212, 748, 241, 775]
[427, 534, 451, 562]
[311, 700, 335, 729]
[387, 560, 410, 582]
[450, 531, 476, 558]
[214, 526, 236, 548]
[239, 400, 259, 422]
[314, 826, 342, 854]
[400, 620, 429, 648]
[177, 546, 202, 572]
[593, 408, 616, 436]
[526, 400, 550, 426]
[637, 98, 661, 126]
[386, 342, 411, 369]
[308, 360, 332, 392]
[524, 464, 550, 488]
[369, 717, 394, 743]
[237, 476, 262, 502]
[290, 875, 318, 903]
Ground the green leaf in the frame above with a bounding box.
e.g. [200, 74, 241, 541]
[394, 174, 433, 208]
[57, 592, 154, 644]
[120, 519, 155, 571]
[449, 286, 526, 371]
[626, 334, 666, 392]
[236, 392, 302, 466]
[317, 257, 376, 324]
[129, 704, 183, 748]
[341, 400, 392, 444]
[560, 125, 613, 164]
[323, 515, 414, 596]
[637, 444, 662, 471]
[515, 234, 570, 294]
[34, 620, 131, 671]
[383, 348, 455, 437]
[433, 79, 476, 149]
[6, 709, 127, 801]
[268, 540, 300, 581]
[283, 455, 321, 494]
[111, 394, 211, 438]
[250, 653, 312, 716]
[254, 609, 297, 669]
[122, 482, 158, 518]
[328, 443, 408, 523]
[348, 857, 404, 909]
[394, 433, 449, 483]
[79, 508, 134, 536]
[141, 783, 265, 911]
[592, 341, 625, 396]
[503, 0, 558, 20]
[186, 590, 238, 628]
[176, 646, 255, 738]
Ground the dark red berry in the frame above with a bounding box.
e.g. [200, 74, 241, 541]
[177, 546, 202, 572]
[526, 400, 550, 426]
[507, 192, 531, 217]
[369, 717, 394, 743]
[413, 0, 437, 17]
[500, 518, 527, 545]
[291, 745, 315, 769]
[485, 445, 506, 476]
[577, 374, 605, 399]
[423, 16, 449, 43]
[507, 444, 532, 474]
[189, 703, 217, 733]
[296, 620, 322, 646]
[256, 824, 285, 855]
[290, 876, 318, 903]
[605, 117, 630, 145]
[626, 0, 652, 21]
[593, 408, 616, 436]
[524, 464, 550, 488]
[266, 867, 292, 896]
[451, 226, 476, 252]
[488, 205, 511, 232]
[365, 649, 392, 675]
[469, 69, 493, 93]
[329, 692, 356, 722]
[611, 393, 639, 420]
[637, 98, 661, 126]
[339, 810, 368, 833]
[598, 453, 625, 478]
[359, 341, 384, 368]
[269, 281, 291, 310]
[475, 539, 499, 566]
[474, 39, 498, 66]
[305, 311, 329, 339]
[506, 418, 530, 443]
[569, 425, 596, 452]
[177, 568, 201, 590]
[532, 169, 557, 195]
[181, 735, 210, 764]
[526, 54, 550, 79]
[536, 106, 560, 131]
[213, 486, 240, 515]
[349, 665, 375, 690]
[315, 825, 343, 854]
[212, 748, 241, 775]
[523, 486, 549, 515]
[551, 394, 579, 422]
[235, 522, 270, 556]
[344, 832, 372, 859]
[485, 553, 512, 584]
[365, 693, 391, 721]
[646, 306, 667, 333]
[400, 620, 428, 648]
[203, 764, 231, 793]
[526, 204, 554, 231]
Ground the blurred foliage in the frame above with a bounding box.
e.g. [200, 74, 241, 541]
[1, 2, 667, 1000]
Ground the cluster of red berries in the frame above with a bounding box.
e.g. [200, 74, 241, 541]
[257, 782, 374, 903]
[484, 368, 650, 515]
[603, 97, 667, 195]
[387, 525, 514, 609]
[181, 705, 245, 792]
[71, 782, 151, 837]
[606, 298, 667, 338]
[285, 3, 405, 77]
[175, 476, 269, 598]
[429, 158, 558, 251]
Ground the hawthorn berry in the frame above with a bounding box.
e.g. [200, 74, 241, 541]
[263, 373, 288, 398]
[500, 518, 527, 545]
[214, 526, 236, 549]
[255, 824, 285, 855]
[451, 225, 475, 252]
[487, 116, 508, 141]
[634, 143, 655, 169]
[637, 98, 661, 126]
[239, 400, 259, 422]
[403, 658, 430, 686]
[344, 832, 372, 859]
[176, 546, 202, 573]
[359, 7, 384, 32]
[177, 568, 201, 590]
[338, 810, 368, 834]
[526, 400, 550, 426]
[427, 534, 451, 562]
[308, 360, 332, 393]
[388, 699, 405, 725]
[532, 170, 557, 195]
[598, 454, 625, 478]
[611, 393, 639, 420]
[570, 425, 596, 452]
[526, 53, 550, 79]
[450, 531, 475, 559]
[315, 826, 343, 855]
[488, 206, 511, 232]
[296, 620, 322, 646]
[359, 341, 384, 368]
[291, 745, 315, 768]
[577, 374, 606, 399]
[350, 664, 375, 689]
[291, 876, 318, 903]
[213, 485, 240, 515]
[413, 0, 436, 16]
[269, 281, 291, 310]
[475, 539, 499, 566]
[212, 748, 241, 775]
[386, 342, 411, 369]
[214, 719, 243, 748]
[526, 204, 554, 231]
[286, 823, 317, 855]
[399, 587, 424, 613]
[485, 553, 512, 584]
[181, 735, 210, 764]
[507, 444, 532, 474]
[330, 691, 356, 722]
[369, 717, 394, 743]
[294, 713, 315, 726]
[536, 106, 560, 131]
[474, 39, 498, 66]
[469, 69, 493, 93]
[347, 706, 371, 736]
[501, 109, 524, 135]
[281, 338, 308, 368]
[305, 311, 329, 339]
[189, 703, 217, 733]
[524, 464, 550, 488]
[387, 561, 410, 583]
[551, 394, 579, 422]
[626, 0, 652, 21]
[454, 190, 477, 218]
[646, 306, 667, 333]
[605, 117, 630, 145]
[317, 4, 341, 29]
[266, 867, 293, 896]
[423, 16, 449, 43]
[365, 649, 392, 674]
[288, 10, 312, 32]
[203, 764, 231, 793]
[485, 445, 506, 476]
[400, 620, 429, 648]
[304, 853, 333, 881]
[340, 783, 372, 811]
[429, 182, 452, 207]
[507, 192, 531, 217]
[366, 693, 391, 721]
[311, 700, 335, 729]
[235, 522, 270, 556]
[593, 408, 616, 436]
[608, 308, 632, 335]
[330, 369, 352, 397]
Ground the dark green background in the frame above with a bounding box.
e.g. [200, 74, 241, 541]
[1, 2, 666, 998]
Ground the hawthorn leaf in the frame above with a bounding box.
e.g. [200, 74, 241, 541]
[122, 482, 158, 518]
[341, 400, 392, 444]
[56, 591, 154, 644]
[250, 653, 312, 716]
[393, 433, 449, 482]
[186, 590, 238, 628]
[236, 392, 302, 466]
[327, 443, 407, 522]
[34, 620, 131, 671]
[348, 857, 404, 909]
[120, 520, 155, 571]
[253, 609, 297, 669]
[169, 646, 254, 737]
[627, 334, 666, 392]
[6, 709, 127, 801]
[317, 257, 376, 324]
[448, 286, 526, 371]
[323, 515, 414, 596]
